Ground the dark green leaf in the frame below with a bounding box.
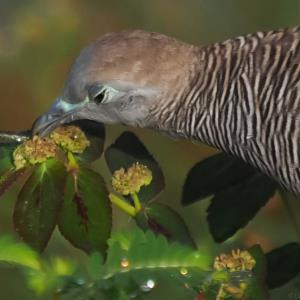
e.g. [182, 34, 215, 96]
[58, 167, 112, 254]
[135, 203, 196, 248]
[207, 173, 277, 242]
[182, 153, 256, 205]
[105, 131, 165, 203]
[248, 244, 267, 280]
[265, 243, 300, 289]
[245, 244, 269, 299]
[14, 159, 66, 252]
[68, 120, 105, 162]
[0, 145, 15, 173]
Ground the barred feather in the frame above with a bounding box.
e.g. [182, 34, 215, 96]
[154, 27, 300, 195]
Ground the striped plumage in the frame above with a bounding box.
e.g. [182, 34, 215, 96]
[34, 27, 300, 196]
[150, 27, 300, 196]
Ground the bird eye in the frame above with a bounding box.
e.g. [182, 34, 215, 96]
[94, 89, 106, 104]
[88, 85, 106, 104]
[88, 85, 119, 105]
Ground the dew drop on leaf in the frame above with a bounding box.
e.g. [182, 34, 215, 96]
[140, 279, 155, 292]
[180, 267, 188, 276]
[120, 258, 129, 268]
[75, 278, 85, 285]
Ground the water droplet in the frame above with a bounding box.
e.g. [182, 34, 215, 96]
[16, 137, 22, 142]
[121, 258, 129, 268]
[75, 278, 85, 285]
[184, 283, 190, 289]
[128, 291, 138, 298]
[180, 267, 188, 276]
[140, 279, 155, 292]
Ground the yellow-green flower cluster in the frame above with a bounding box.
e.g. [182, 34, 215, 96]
[50, 125, 90, 153]
[13, 126, 90, 169]
[111, 162, 152, 195]
[13, 136, 57, 169]
[214, 249, 256, 272]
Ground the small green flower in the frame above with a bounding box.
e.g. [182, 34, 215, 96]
[50, 125, 90, 153]
[111, 162, 152, 195]
[13, 136, 57, 169]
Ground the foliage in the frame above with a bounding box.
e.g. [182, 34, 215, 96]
[182, 153, 278, 242]
[0, 230, 262, 299]
[0, 123, 300, 298]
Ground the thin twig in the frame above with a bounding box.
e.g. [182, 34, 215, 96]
[0, 130, 30, 144]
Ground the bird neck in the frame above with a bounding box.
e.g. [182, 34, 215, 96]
[153, 37, 253, 154]
[151, 33, 268, 169]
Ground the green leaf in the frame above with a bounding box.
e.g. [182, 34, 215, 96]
[244, 279, 269, 300]
[182, 153, 257, 205]
[58, 167, 112, 254]
[14, 159, 66, 252]
[135, 203, 196, 248]
[0, 235, 40, 270]
[104, 229, 211, 280]
[87, 252, 104, 280]
[69, 120, 105, 162]
[207, 173, 277, 242]
[105, 131, 165, 203]
[265, 243, 300, 289]
[0, 144, 24, 197]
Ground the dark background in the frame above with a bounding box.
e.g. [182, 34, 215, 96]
[1, 0, 300, 299]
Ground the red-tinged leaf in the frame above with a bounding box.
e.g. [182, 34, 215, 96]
[0, 145, 24, 197]
[58, 167, 112, 255]
[135, 203, 196, 248]
[13, 159, 66, 252]
[0, 168, 25, 197]
[196, 293, 206, 300]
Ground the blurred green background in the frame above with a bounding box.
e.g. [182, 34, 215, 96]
[1, 0, 300, 299]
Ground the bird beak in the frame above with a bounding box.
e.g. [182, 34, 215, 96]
[32, 97, 86, 136]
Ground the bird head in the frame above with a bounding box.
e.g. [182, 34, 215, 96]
[33, 30, 197, 135]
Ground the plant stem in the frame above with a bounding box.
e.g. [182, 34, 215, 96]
[280, 190, 300, 240]
[109, 193, 136, 217]
[131, 192, 141, 213]
[67, 152, 79, 171]
[53, 293, 60, 300]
